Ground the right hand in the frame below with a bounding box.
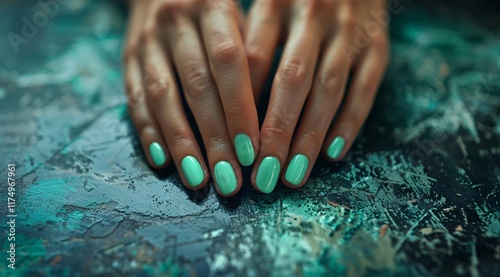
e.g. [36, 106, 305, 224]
[123, 0, 259, 197]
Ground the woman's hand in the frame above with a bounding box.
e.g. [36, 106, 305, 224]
[123, 0, 259, 196]
[246, 0, 389, 193]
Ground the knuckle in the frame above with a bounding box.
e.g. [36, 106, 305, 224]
[225, 102, 249, 118]
[261, 124, 292, 142]
[169, 128, 192, 146]
[277, 60, 308, 87]
[261, 109, 294, 142]
[338, 3, 358, 30]
[126, 84, 146, 107]
[147, 85, 168, 100]
[317, 71, 340, 92]
[185, 67, 214, 100]
[301, 130, 323, 147]
[340, 14, 357, 30]
[207, 134, 227, 151]
[211, 40, 243, 67]
[246, 46, 266, 67]
[146, 76, 171, 100]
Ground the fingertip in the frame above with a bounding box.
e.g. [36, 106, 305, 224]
[234, 133, 258, 166]
[180, 155, 209, 190]
[213, 160, 242, 197]
[183, 175, 210, 191]
[282, 153, 310, 188]
[215, 183, 241, 197]
[322, 148, 347, 163]
[148, 158, 171, 170]
[281, 175, 307, 189]
[147, 141, 169, 167]
[139, 127, 171, 170]
[252, 156, 281, 194]
[324, 136, 347, 162]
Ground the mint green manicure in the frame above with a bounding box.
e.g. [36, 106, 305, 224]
[214, 161, 237, 195]
[327, 137, 345, 159]
[234, 134, 255, 166]
[256, 157, 280, 194]
[181, 156, 204, 187]
[285, 154, 309, 186]
[149, 142, 166, 166]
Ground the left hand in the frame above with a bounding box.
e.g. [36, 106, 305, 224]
[245, 0, 390, 193]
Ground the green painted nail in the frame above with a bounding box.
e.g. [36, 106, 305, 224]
[214, 161, 237, 195]
[181, 156, 204, 187]
[149, 142, 166, 166]
[327, 137, 345, 159]
[256, 157, 280, 194]
[234, 134, 255, 166]
[285, 154, 309, 186]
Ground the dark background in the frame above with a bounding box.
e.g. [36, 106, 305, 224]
[0, 0, 499, 276]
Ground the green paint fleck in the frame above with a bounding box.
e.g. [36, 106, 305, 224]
[19, 178, 87, 230]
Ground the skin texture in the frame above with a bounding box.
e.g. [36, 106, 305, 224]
[123, 0, 259, 197]
[124, 0, 389, 195]
[246, 0, 389, 192]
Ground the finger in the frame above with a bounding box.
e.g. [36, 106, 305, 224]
[245, 0, 283, 101]
[167, 16, 241, 197]
[281, 37, 350, 187]
[123, 1, 149, 53]
[125, 56, 170, 169]
[252, 15, 323, 194]
[236, 4, 245, 39]
[200, 1, 260, 167]
[323, 39, 389, 161]
[140, 36, 209, 190]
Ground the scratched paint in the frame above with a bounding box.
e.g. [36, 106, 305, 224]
[20, 179, 83, 227]
[0, 0, 499, 276]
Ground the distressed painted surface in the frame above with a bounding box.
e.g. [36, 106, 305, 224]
[0, 0, 499, 276]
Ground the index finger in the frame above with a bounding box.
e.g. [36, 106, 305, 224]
[199, 1, 259, 167]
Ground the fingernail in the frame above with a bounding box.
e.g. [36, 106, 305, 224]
[149, 142, 166, 166]
[234, 134, 255, 166]
[181, 156, 204, 187]
[256, 157, 280, 194]
[285, 154, 309, 186]
[214, 161, 237, 195]
[327, 137, 345, 159]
